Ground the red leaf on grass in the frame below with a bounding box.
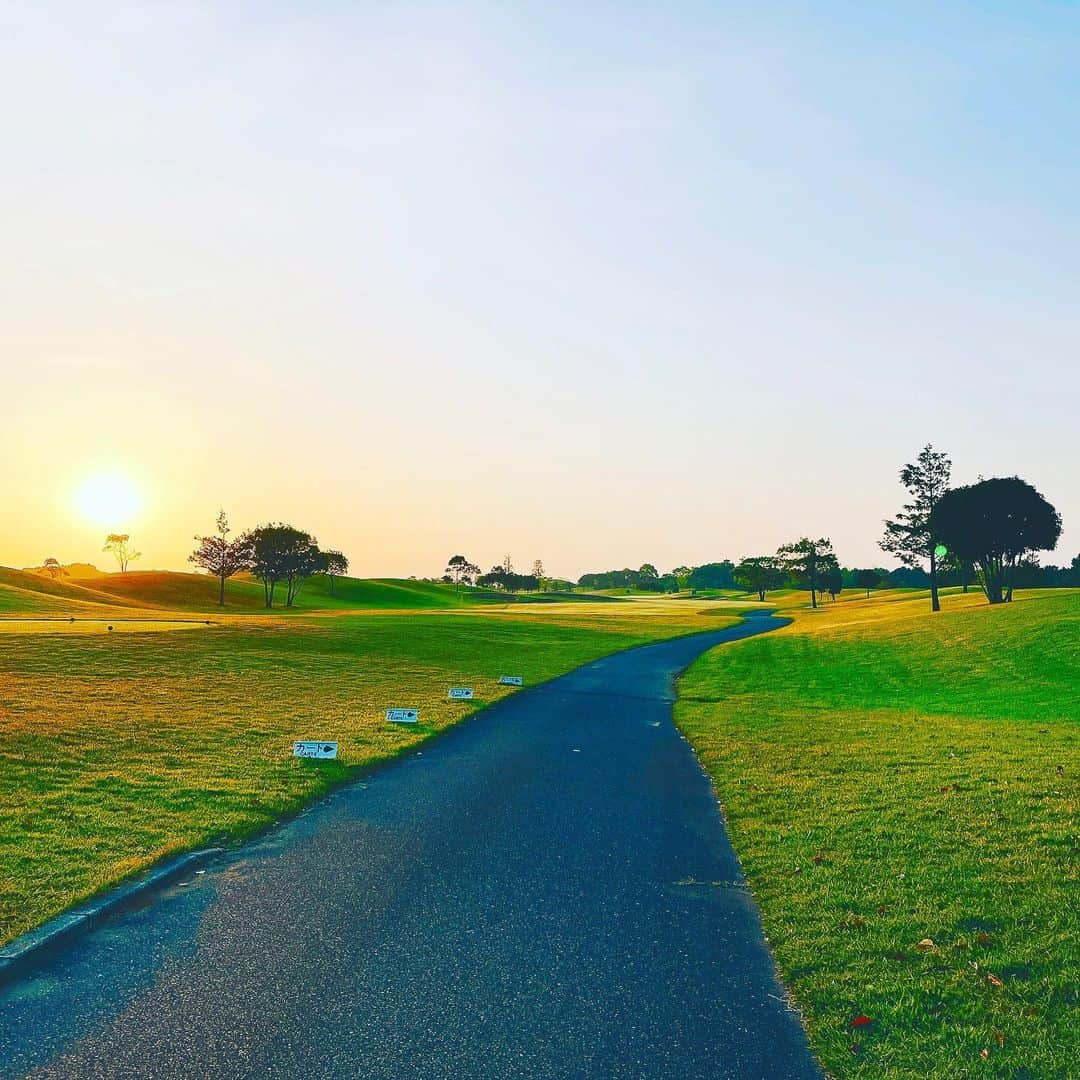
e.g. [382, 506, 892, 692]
[851, 1015, 872, 1027]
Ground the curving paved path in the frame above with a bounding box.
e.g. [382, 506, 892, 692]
[0, 611, 820, 1079]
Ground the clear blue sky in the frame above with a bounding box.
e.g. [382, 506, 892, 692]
[2, 2, 1076, 577]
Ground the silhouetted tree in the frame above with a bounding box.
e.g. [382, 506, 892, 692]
[734, 556, 785, 601]
[445, 554, 479, 594]
[103, 533, 141, 573]
[777, 538, 837, 609]
[248, 524, 323, 608]
[931, 477, 1062, 604]
[533, 559, 545, 591]
[322, 550, 349, 595]
[189, 510, 253, 606]
[880, 444, 951, 612]
[823, 565, 843, 601]
[856, 568, 880, 599]
[41, 557, 66, 581]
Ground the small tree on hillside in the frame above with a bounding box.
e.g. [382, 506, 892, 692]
[103, 533, 141, 573]
[931, 477, 1062, 604]
[189, 510, 253, 606]
[445, 554, 480, 594]
[322, 550, 349, 595]
[776, 538, 837, 609]
[671, 566, 692, 591]
[856, 568, 880, 599]
[733, 556, 784, 602]
[880, 444, 951, 612]
[533, 559, 545, 591]
[42, 557, 67, 581]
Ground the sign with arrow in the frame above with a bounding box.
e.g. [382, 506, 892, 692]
[293, 741, 338, 759]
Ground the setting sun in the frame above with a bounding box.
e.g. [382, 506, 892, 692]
[74, 472, 142, 527]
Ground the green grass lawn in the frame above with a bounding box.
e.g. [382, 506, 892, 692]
[0, 591, 736, 946]
[676, 589, 1079, 1079]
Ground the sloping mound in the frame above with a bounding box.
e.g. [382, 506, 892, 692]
[299, 575, 474, 608]
[0, 567, 143, 611]
[87, 571, 268, 611]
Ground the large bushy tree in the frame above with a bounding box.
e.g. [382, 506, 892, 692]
[248, 524, 324, 608]
[880, 444, 951, 612]
[856, 568, 880, 599]
[776, 537, 837, 609]
[733, 556, 784, 601]
[189, 510, 252, 606]
[931, 477, 1062, 604]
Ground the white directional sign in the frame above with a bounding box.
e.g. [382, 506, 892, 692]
[386, 708, 419, 724]
[448, 687, 474, 700]
[293, 741, 338, 759]
[498, 675, 524, 687]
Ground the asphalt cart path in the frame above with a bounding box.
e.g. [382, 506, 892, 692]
[1, 610, 820, 1079]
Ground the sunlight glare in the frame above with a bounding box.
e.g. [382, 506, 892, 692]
[74, 473, 142, 527]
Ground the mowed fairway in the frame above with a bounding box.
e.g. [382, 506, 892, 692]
[676, 588, 1079, 1078]
[0, 573, 740, 946]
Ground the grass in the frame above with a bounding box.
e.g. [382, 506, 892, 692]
[675, 588, 1079, 1078]
[0, 572, 739, 945]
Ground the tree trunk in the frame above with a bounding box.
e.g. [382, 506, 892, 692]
[758, 590, 765, 601]
[218, 572, 226, 607]
[929, 549, 941, 612]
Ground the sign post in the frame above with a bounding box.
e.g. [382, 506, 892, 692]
[447, 688, 474, 701]
[498, 675, 524, 687]
[386, 708, 419, 724]
[293, 741, 338, 759]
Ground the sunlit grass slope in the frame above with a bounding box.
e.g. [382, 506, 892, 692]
[676, 589, 1079, 1079]
[0, 567, 554, 615]
[0, 598, 739, 945]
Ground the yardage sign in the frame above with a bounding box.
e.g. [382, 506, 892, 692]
[448, 687, 474, 700]
[498, 675, 524, 687]
[293, 741, 338, 759]
[386, 708, 419, 724]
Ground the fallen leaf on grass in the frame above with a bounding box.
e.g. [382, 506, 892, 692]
[987, 973, 1003, 989]
[975, 932, 992, 946]
[980, 1049, 990, 1061]
[851, 1015, 872, 1027]
[916, 938, 936, 951]
[993, 1029, 1005, 1048]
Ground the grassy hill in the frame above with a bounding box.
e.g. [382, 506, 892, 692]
[677, 588, 1079, 1078]
[0, 566, 574, 616]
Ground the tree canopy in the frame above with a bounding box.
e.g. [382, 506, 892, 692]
[776, 538, 838, 609]
[733, 556, 784, 601]
[931, 477, 1062, 604]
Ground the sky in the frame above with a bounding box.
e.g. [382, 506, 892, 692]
[2, 1, 1077, 580]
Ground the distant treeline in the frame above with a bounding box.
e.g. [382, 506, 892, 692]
[575, 556, 1080, 595]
